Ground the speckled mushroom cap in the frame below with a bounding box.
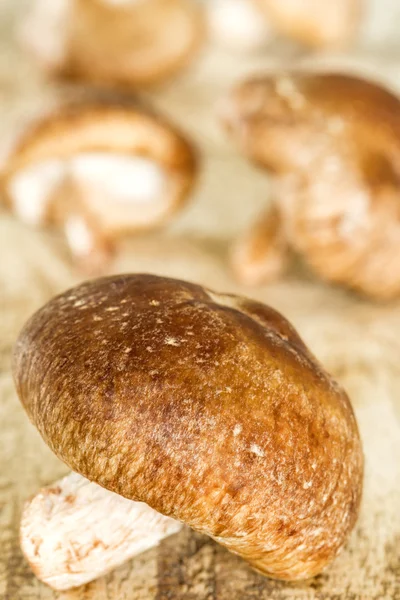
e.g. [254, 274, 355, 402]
[13, 274, 363, 581]
[222, 72, 400, 299]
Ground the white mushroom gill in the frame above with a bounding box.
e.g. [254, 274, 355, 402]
[8, 154, 167, 227]
[8, 159, 66, 226]
[70, 154, 166, 205]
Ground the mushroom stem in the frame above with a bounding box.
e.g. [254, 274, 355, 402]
[20, 472, 183, 591]
[231, 202, 289, 285]
[49, 175, 115, 273]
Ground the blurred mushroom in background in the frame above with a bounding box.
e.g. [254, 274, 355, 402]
[19, 0, 204, 88]
[222, 72, 400, 300]
[256, 0, 363, 49]
[1, 99, 197, 271]
[207, 0, 362, 53]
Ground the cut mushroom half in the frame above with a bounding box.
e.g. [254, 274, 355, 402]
[1, 102, 197, 270]
[21, 472, 183, 590]
[19, 0, 204, 87]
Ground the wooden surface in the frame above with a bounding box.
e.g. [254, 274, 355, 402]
[1, 1, 400, 598]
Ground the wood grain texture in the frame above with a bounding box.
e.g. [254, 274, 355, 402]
[1, 0, 400, 597]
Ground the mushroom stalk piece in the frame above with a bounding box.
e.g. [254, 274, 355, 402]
[21, 472, 182, 590]
[49, 175, 115, 273]
[231, 202, 289, 285]
[13, 274, 363, 582]
[222, 72, 400, 299]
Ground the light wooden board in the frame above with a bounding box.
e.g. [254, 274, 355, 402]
[1, 1, 400, 598]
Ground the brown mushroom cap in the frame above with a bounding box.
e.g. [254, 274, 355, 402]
[222, 72, 400, 299]
[13, 274, 363, 580]
[222, 73, 400, 173]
